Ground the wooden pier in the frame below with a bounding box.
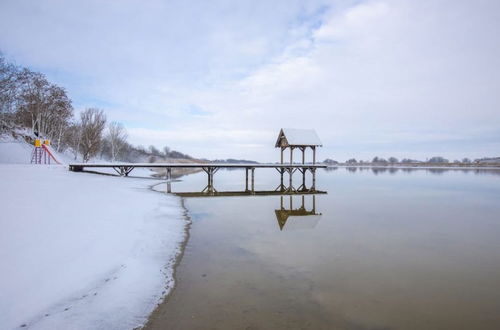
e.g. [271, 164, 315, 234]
[69, 128, 326, 195]
[69, 163, 326, 194]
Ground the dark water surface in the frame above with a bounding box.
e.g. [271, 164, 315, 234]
[148, 168, 500, 330]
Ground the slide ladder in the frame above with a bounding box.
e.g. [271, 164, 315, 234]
[30, 139, 61, 165]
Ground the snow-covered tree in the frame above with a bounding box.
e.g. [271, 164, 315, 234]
[107, 121, 127, 162]
[80, 108, 106, 162]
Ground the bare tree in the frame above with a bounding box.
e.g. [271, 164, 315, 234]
[162, 146, 171, 157]
[0, 53, 20, 130]
[65, 122, 82, 160]
[107, 121, 128, 162]
[80, 108, 106, 162]
[15, 69, 73, 143]
[1, 53, 73, 140]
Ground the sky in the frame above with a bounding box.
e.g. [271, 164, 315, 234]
[1, 0, 499, 162]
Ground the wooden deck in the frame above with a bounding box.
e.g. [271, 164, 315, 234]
[69, 162, 327, 194]
[69, 162, 326, 170]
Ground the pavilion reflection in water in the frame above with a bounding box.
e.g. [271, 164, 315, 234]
[171, 186, 324, 231]
[167, 166, 325, 231]
[275, 195, 322, 230]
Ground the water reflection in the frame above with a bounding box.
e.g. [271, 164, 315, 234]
[275, 195, 321, 230]
[164, 173, 326, 231]
[325, 166, 500, 176]
[147, 165, 500, 330]
[170, 171, 327, 197]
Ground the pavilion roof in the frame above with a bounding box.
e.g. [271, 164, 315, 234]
[275, 128, 322, 147]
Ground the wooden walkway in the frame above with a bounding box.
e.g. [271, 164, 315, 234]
[69, 162, 326, 194]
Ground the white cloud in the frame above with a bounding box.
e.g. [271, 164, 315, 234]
[1, 0, 499, 161]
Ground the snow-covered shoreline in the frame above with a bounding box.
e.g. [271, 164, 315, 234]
[0, 164, 188, 330]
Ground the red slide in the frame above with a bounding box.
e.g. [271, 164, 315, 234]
[42, 144, 61, 164]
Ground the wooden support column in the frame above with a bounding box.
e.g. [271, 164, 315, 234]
[301, 147, 305, 164]
[312, 168, 316, 190]
[245, 168, 249, 191]
[288, 167, 293, 191]
[312, 195, 316, 213]
[274, 167, 285, 192]
[313, 146, 316, 164]
[302, 168, 306, 191]
[122, 166, 134, 177]
[281, 147, 284, 164]
[112, 167, 121, 176]
[251, 167, 255, 193]
[280, 168, 284, 191]
[201, 167, 212, 193]
[290, 147, 294, 164]
[210, 167, 218, 194]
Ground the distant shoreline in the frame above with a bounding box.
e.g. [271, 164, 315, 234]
[327, 164, 500, 170]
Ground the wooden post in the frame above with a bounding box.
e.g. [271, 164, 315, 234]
[202, 167, 216, 194]
[281, 147, 284, 164]
[290, 147, 293, 164]
[245, 168, 248, 191]
[251, 168, 255, 193]
[312, 195, 316, 213]
[302, 168, 306, 191]
[288, 168, 293, 191]
[312, 168, 316, 190]
[301, 147, 305, 164]
[313, 146, 316, 164]
[280, 168, 284, 191]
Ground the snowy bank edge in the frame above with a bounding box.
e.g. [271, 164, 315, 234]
[140, 190, 193, 329]
[0, 165, 192, 330]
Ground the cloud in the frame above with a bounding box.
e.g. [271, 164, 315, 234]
[1, 0, 499, 161]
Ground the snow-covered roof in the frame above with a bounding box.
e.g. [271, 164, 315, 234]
[275, 128, 322, 147]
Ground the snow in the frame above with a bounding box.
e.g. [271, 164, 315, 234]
[280, 128, 322, 146]
[0, 135, 73, 165]
[0, 140, 187, 329]
[0, 140, 34, 164]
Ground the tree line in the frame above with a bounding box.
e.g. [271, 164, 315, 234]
[1, 52, 190, 163]
[324, 156, 494, 165]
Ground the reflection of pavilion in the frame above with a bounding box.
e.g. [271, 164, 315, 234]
[275, 195, 322, 230]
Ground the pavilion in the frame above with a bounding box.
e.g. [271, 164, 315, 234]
[275, 128, 322, 164]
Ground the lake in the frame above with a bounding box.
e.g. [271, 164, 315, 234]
[147, 167, 500, 330]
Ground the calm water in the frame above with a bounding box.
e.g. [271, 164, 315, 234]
[148, 167, 500, 330]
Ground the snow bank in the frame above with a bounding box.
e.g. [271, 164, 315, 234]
[0, 140, 34, 164]
[0, 165, 186, 330]
[0, 134, 73, 165]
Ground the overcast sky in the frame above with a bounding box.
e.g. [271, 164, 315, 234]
[1, 0, 499, 162]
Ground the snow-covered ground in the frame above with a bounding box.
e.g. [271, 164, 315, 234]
[0, 139, 187, 329]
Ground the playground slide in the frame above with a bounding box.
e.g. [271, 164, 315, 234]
[41, 144, 62, 164]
